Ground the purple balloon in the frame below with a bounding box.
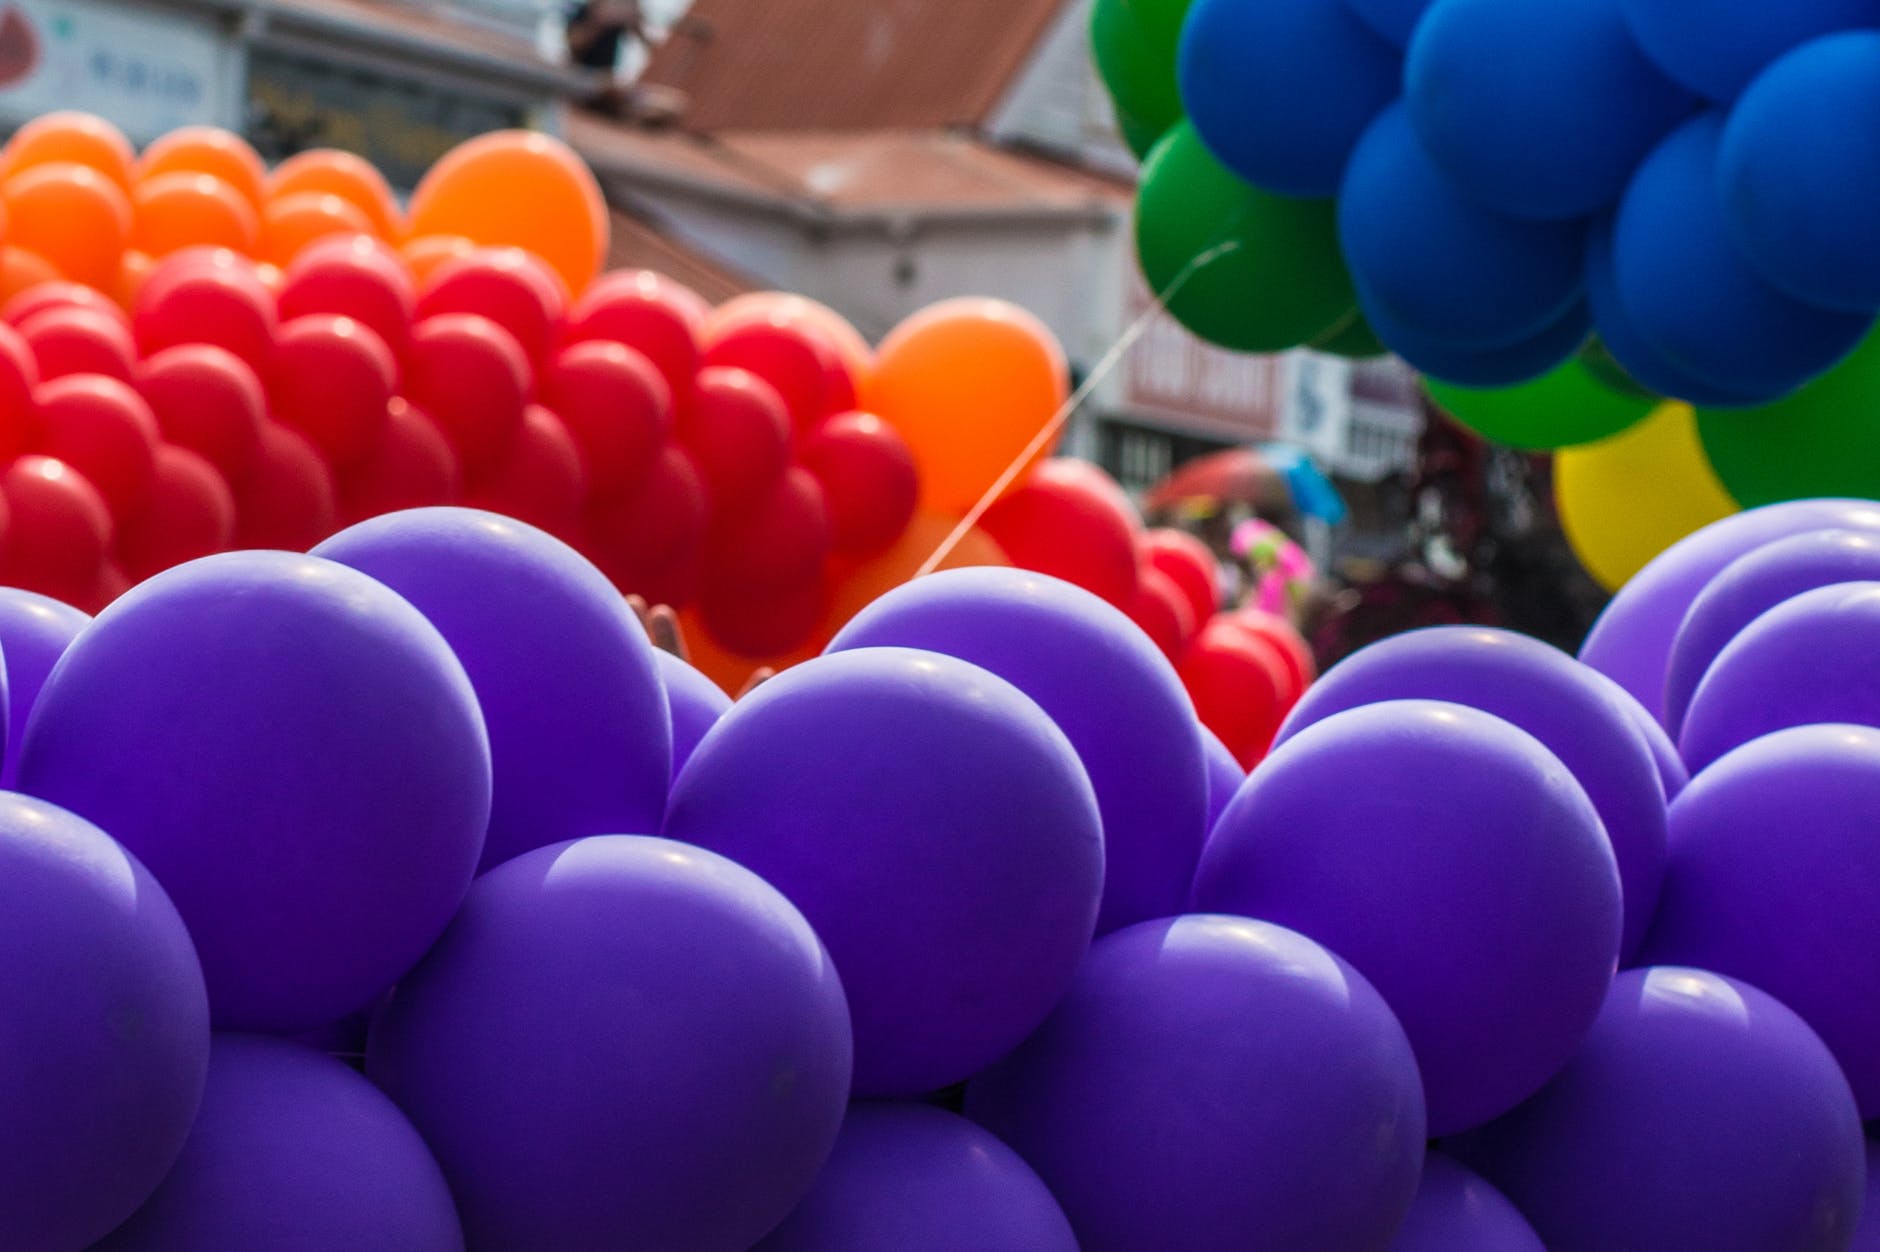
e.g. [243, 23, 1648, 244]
[315, 508, 669, 871]
[1681, 581, 1880, 771]
[1202, 725, 1244, 832]
[1855, 1141, 1880, 1250]
[1196, 700, 1621, 1135]
[753, 1103, 1077, 1251]
[657, 649, 730, 784]
[97, 1035, 460, 1250]
[0, 792, 208, 1251]
[1453, 967, 1865, 1252]
[966, 914, 1426, 1252]
[1389, 1155, 1544, 1251]
[0, 590, 86, 789]
[1578, 498, 1880, 721]
[829, 568, 1207, 934]
[1642, 724, 1880, 1114]
[1276, 626, 1666, 958]
[665, 647, 1103, 1097]
[1664, 530, 1880, 738]
[17, 551, 491, 1033]
[368, 835, 851, 1251]
[1585, 665, 1688, 801]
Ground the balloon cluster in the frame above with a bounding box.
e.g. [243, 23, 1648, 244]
[1106, 0, 1880, 413]
[961, 453, 1317, 767]
[0, 113, 1096, 687]
[9, 501, 1880, 1249]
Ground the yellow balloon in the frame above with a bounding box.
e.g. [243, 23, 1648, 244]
[1556, 401, 1741, 592]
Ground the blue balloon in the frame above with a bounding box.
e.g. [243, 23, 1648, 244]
[1342, 0, 1435, 47]
[1583, 218, 1762, 405]
[1363, 295, 1591, 388]
[655, 651, 730, 785]
[1719, 32, 1880, 313]
[1178, 0, 1401, 197]
[1405, 0, 1694, 220]
[1619, 0, 1880, 101]
[0, 589, 84, 788]
[314, 508, 671, 873]
[1340, 103, 1586, 348]
[1613, 112, 1876, 402]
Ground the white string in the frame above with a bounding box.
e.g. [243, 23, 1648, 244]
[914, 239, 1245, 578]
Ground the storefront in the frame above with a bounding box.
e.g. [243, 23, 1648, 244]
[0, 0, 240, 141]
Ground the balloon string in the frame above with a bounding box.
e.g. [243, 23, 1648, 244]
[914, 239, 1245, 578]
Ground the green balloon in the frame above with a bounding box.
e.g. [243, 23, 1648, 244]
[1313, 310, 1388, 360]
[1091, 0, 1189, 147]
[1576, 337, 1660, 402]
[1135, 123, 1357, 354]
[1697, 326, 1880, 506]
[1425, 357, 1657, 450]
[1114, 105, 1167, 162]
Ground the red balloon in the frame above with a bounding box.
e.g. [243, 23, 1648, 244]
[402, 313, 529, 479]
[700, 317, 841, 433]
[417, 246, 566, 370]
[1127, 565, 1197, 663]
[980, 457, 1144, 610]
[4, 281, 129, 330]
[135, 343, 264, 483]
[465, 403, 588, 537]
[1142, 527, 1222, 625]
[704, 464, 831, 596]
[337, 397, 460, 523]
[583, 440, 708, 581]
[540, 339, 670, 498]
[799, 410, 917, 557]
[564, 269, 706, 405]
[676, 366, 789, 513]
[133, 249, 278, 375]
[32, 373, 161, 520]
[1226, 607, 1316, 706]
[1179, 616, 1292, 769]
[278, 234, 416, 361]
[0, 322, 37, 462]
[697, 574, 827, 658]
[233, 421, 337, 550]
[20, 305, 138, 383]
[267, 314, 395, 467]
[0, 455, 110, 602]
[115, 443, 235, 579]
[80, 560, 134, 615]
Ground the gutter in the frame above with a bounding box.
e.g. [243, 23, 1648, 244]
[156, 0, 594, 97]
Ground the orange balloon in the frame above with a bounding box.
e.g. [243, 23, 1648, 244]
[112, 250, 155, 310]
[400, 234, 477, 287]
[708, 292, 875, 390]
[4, 163, 132, 288]
[259, 192, 373, 268]
[135, 127, 267, 210]
[862, 298, 1069, 517]
[132, 172, 259, 257]
[818, 509, 1011, 639]
[265, 149, 401, 239]
[407, 130, 607, 297]
[0, 247, 61, 305]
[6, 112, 135, 191]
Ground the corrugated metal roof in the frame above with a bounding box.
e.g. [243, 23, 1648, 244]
[642, 0, 1068, 132]
[569, 112, 1126, 222]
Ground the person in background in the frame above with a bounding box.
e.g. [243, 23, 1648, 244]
[566, 0, 647, 71]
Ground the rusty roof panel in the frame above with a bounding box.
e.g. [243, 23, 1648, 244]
[643, 0, 1067, 132]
